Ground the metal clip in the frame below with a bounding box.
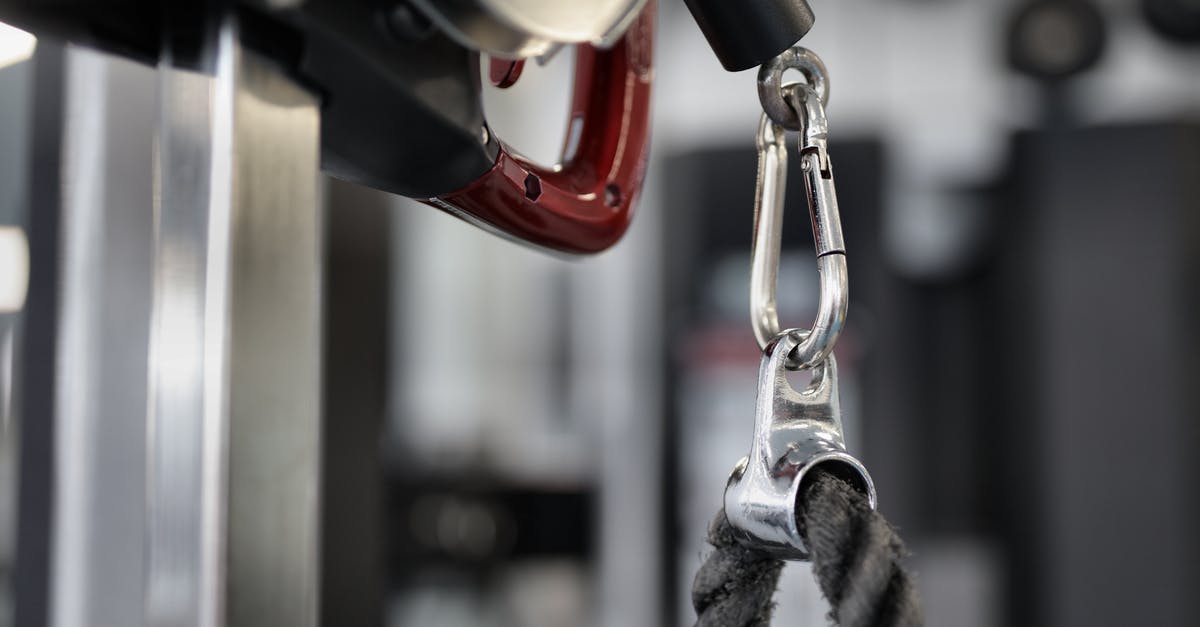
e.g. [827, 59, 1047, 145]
[750, 77, 847, 370]
[733, 47, 869, 557]
[724, 331, 876, 559]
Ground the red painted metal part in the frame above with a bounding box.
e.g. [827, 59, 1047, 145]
[428, 2, 655, 255]
[489, 57, 525, 88]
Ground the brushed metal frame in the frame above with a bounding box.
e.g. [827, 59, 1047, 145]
[146, 23, 323, 627]
[19, 23, 323, 627]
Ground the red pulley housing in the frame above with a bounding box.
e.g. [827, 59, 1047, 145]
[423, 3, 655, 255]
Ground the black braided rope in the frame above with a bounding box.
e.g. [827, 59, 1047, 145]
[692, 470, 923, 626]
[692, 513, 786, 627]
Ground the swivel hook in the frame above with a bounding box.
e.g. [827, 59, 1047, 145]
[724, 331, 876, 558]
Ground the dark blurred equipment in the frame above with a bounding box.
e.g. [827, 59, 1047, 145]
[1142, 0, 1200, 45]
[1006, 0, 1107, 80]
[389, 482, 592, 572]
[989, 122, 1200, 627]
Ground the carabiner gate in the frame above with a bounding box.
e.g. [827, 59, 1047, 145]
[749, 79, 847, 370]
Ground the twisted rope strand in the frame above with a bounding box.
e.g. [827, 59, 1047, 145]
[692, 470, 923, 626]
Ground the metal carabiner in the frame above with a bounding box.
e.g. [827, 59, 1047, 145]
[727, 47, 873, 560]
[749, 74, 847, 371]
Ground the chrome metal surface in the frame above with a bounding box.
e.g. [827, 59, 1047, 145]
[147, 51, 224, 627]
[147, 22, 322, 627]
[724, 332, 875, 559]
[51, 48, 156, 627]
[222, 41, 322, 627]
[412, 0, 647, 58]
[23, 32, 321, 627]
[749, 113, 787, 352]
[757, 46, 829, 132]
[749, 83, 847, 370]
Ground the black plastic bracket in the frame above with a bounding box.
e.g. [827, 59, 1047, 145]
[683, 0, 815, 72]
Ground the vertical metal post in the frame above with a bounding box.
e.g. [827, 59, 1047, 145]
[14, 23, 322, 627]
[52, 47, 156, 627]
[145, 22, 323, 627]
[146, 48, 223, 627]
[220, 41, 323, 627]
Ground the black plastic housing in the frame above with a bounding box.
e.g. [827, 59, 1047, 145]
[683, 0, 814, 72]
[0, 0, 497, 199]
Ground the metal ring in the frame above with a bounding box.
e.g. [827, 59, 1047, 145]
[756, 47, 830, 131]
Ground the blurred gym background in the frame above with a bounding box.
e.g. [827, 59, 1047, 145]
[1, 0, 1199, 625]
